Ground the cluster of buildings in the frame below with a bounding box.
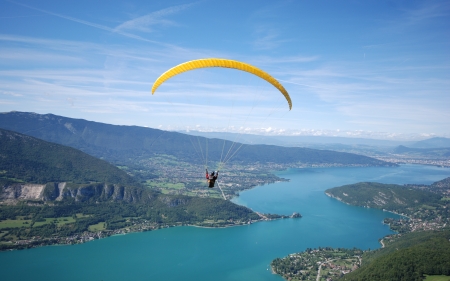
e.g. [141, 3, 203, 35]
[384, 216, 447, 233]
[376, 156, 450, 167]
[9, 220, 160, 249]
[272, 248, 362, 281]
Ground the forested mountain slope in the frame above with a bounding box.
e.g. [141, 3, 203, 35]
[0, 111, 393, 167]
[325, 180, 450, 233]
[325, 182, 443, 212]
[0, 128, 137, 186]
[340, 230, 450, 281]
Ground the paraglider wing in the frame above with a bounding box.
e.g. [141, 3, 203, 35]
[151, 58, 292, 110]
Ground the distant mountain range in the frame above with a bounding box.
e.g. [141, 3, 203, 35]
[393, 145, 450, 158]
[181, 131, 450, 148]
[180, 130, 450, 160]
[410, 137, 450, 148]
[179, 130, 419, 147]
[0, 111, 392, 167]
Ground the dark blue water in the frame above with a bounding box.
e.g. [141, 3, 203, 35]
[1, 165, 449, 281]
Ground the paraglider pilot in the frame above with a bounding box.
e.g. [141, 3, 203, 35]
[206, 169, 219, 188]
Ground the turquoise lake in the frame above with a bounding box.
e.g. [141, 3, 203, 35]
[1, 164, 449, 281]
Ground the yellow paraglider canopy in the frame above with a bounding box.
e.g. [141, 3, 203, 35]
[151, 58, 292, 110]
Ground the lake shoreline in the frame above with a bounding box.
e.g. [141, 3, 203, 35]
[0, 211, 294, 252]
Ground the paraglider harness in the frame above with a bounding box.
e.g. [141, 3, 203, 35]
[206, 169, 219, 188]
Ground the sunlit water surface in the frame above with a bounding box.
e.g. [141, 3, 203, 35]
[1, 164, 449, 281]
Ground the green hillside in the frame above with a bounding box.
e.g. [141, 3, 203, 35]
[325, 180, 450, 233]
[323, 181, 450, 280]
[325, 182, 443, 214]
[0, 128, 137, 186]
[340, 230, 450, 281]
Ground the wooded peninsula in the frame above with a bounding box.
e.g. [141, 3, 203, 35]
[271, 177, 450, 281]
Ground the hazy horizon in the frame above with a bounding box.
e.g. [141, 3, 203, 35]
[4, 110, 449, 142]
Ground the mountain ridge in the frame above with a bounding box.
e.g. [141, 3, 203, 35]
[0, 128, 137, 185]
[0, 111, 394, 167]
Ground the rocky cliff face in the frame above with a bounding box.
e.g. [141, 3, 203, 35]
[1, 182, 153, 204]
[0, 183, 46, 204]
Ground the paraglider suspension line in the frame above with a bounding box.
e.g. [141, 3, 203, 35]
[216, 181, 227, 200]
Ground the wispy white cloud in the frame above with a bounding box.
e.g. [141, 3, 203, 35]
[251, 55, 319, 66]
[0, 48, 85, 63]
[376, 1, 450, 34]
[0, 34, 233, 101]
[252, 27, 291, 50]
[0, 34, 101, 53]
[2, 30, 447, 137]
[0, 14, 45, 19]
[115, 3, 196, 33]
[7, 0, 168, 45]
[248, 2, 294, 51]
[0, 101, 16, 105]
[0, 34, 176, 70]
[271, 49, 450, 133]
[1, 90, 22, 97]
[403, 2, 450, 25]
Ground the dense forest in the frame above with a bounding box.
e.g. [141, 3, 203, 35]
[325, 180, 450, 234]
[325, 182, 443, 214]
[0, 129, 137, 185]
[340, 230, 450, 281]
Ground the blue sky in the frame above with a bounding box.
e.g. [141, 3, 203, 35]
[0, 0, 449, 140]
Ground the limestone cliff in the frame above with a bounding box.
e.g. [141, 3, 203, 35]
[1, 182, 154, 204]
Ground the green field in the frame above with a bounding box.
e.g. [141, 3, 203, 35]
[0, 216, 90, 229]
[75, 213, 90, 218]
[88, 222, 106, 232]
[424, 275, 450, 281]
[160, 189, 170, 194]
[146, 181, 185, 189]
[0, 219, 32, 229]
[33, 217, 76, 227]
